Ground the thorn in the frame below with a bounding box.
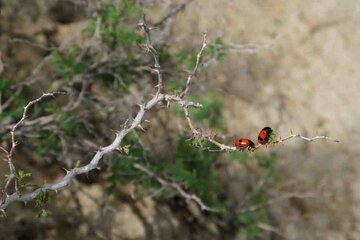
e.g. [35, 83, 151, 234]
[148, 26, 158, 32]
[62, 167, 70, 174]
[137, 124, 146, 132]
[0, 209, 6, 217]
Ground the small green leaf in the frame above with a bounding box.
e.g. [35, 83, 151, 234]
[122, 145, 131, 155]
[75, 160, 81, 168]
[35, 189, 49, 207]
[36, 209, 50, 218]
[4, 174, 14, 181]
[22, 182, 36, 190]
[17, 170, 31, 180]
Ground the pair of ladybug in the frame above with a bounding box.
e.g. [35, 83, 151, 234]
[234, 127, 273, 151]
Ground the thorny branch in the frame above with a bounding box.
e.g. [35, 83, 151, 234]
[1, 92, 66, 196]
[180, 32, 207, 98]
[0, 22, 207, 214]
[137, 15, 163, 96]
[182, 106, 338, 152]
[0, 92, 202, 213]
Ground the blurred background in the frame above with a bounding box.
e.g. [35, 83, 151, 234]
[0, 0, 359, 239]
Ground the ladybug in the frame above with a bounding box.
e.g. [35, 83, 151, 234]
[234, 138, 255, 151]
[257, 127, 273, 145]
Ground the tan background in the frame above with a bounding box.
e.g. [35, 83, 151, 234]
[165, 0, 360, 239]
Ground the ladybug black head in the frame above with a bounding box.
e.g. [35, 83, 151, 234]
[248, 140, 255, 149]
[263, 127, 272, 134]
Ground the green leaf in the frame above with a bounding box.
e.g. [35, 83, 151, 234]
[237, 212, 264, 240]
[188, 93, 224, 129]
[4, 174, 14, 181]
[36, 209, 50, 218]
[0, 78, 10, 93]
[22, 182, 36, 190]
[75, 160, 81, 168]
[35, 189, 49, 207]
[17, 170, 31, 180]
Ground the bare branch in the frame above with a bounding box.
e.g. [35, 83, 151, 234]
[227, 38, 279, 54]
[182, 106, 197, 133]
[257, 222, 287, 239]
[9, 38, 58, 51]
[5, 115, 56, 130]
[273, 134, 339, 144]
[180, 33, 207, 98]
[133, 163, 215, 212]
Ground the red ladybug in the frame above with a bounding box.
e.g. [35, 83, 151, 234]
[234, 138, 255, 151]
[257, 127, 273, 144]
